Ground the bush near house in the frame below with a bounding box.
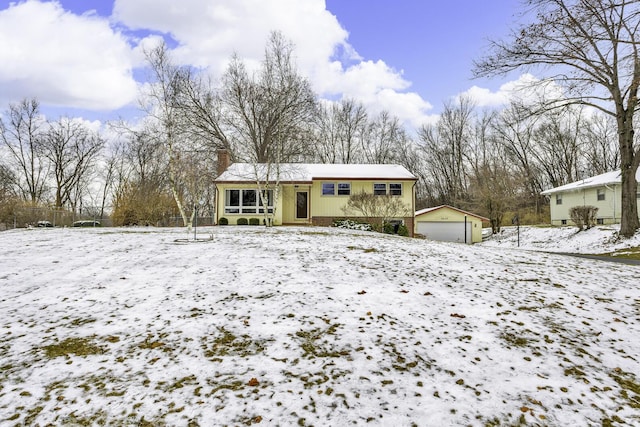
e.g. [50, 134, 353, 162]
[249, 218, 260, 226]
[237, 218, 249, 225]
[569, 206, 598, 231]
[218, 217, 229, 225]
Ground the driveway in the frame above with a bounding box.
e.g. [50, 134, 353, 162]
[559, 252, 640, 266]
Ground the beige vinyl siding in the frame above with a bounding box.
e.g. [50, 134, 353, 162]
[549, 185, 621, 225]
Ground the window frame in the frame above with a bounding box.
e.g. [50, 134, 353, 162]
[224, 188, 274, 214]
[373, 183, 387, 196]
[597, 188, 605, 201]
[389, 183, 402, 196]
[337, 182, 351, 196]
[322, 182, 335, 196]
[556, 194, 563, 205]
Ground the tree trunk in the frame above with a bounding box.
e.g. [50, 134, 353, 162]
[618, 124, 639, 237]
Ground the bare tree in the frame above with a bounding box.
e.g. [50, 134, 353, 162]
[474, 0, 640, 236]
[531, 106, 584, 188]
[417, 97, 475, 205]
[0, 98, 48, 203]
[581, 113, 620, 175]
[360, 111, 408, 164]
[315, 99, 368, 163]
[141, 42, 196, 230]
[174, 72, 233, 160]
[341, 191, 412, 228]
[491, 102, 545, 210]
[42, 117, 104, 210]
[222, 31, 318, 164]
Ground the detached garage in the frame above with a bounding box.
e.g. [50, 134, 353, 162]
[414, 205, 488, 244]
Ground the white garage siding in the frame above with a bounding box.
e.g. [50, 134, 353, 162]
[416, 221, 472, 244]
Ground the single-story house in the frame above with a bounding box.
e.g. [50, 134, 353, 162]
[214, 155, 417, 234]
[414, 205, 488, 244]
[540, 169, 640, 226]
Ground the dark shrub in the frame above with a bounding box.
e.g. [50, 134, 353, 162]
[397, 224, 409, 237]
[383, 222, 395, 234]
[218, 217, 229, 225]
[237, 217, 249, 225]
[249, 218, 260, 226]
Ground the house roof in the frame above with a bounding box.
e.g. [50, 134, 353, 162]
[415, 205, 489, 221]
[540, 168, 640, 195]
[215, 163, 417, 183]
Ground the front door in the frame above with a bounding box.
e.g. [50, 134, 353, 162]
[296, 191, 308, 219]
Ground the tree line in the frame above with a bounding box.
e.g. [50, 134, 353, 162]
[2, 0, 639, 236]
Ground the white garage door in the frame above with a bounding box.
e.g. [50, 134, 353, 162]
[417, 221, 472, 243]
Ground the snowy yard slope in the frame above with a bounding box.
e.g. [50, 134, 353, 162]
[0, 226, 639, 426]
[481, 224, 640, 255]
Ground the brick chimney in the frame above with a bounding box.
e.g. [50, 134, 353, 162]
[217, 149, 231, 176]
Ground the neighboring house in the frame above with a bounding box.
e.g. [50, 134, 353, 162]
[214, 159, 417, 234]
[414, 205, 487, 244]
[540, 169, 640, 226]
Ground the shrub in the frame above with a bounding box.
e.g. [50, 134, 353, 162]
[383, 222, 395, 234]
[218, 217, 229, 225]
[569, 206, 598, 231]
[249, 218, 260, 226]
[333, 219, 372, 231]
[397, 224, 409, 237]
[237, 217, 249, 225]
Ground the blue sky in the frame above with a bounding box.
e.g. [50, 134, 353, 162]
[0, 0, 530, 128]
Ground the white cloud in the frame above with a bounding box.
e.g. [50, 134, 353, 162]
[113, 0, 435, 127]
[0, 0, 137, 110]
[461, 73, 565, 108]
[0, 0, 437, 128]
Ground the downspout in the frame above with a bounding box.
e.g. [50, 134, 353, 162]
[411, 180, 417, 237]
[604, 183, 616, 223]
[214, 184, 219, 225]
[464, 215, 468, 244]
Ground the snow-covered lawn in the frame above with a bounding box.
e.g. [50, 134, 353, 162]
[481, 224, 640, 256]
[1, 226, 639, 426]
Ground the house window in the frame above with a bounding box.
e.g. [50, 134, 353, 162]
[597, 218, 604, 225]
[242, 189, 257, 213]
[322, 182, 335, 195]
[225, 190, 240, 213]
[556, 194, 562, 205]
[337, 183, 351, 196]
[389, 183, 402, 196]
[561, 219, 567, 225]
[225, 189, 273, 214]
[373, 183, 387, 195]
[597, 189, 605, 201]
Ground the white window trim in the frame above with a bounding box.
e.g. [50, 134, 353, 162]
[225, 189, 274, 214]
[321, 182, 335, 196]
[337, 182, 351, 196]
[374, 182, 402, 196]
[373, 183, 387, 196]
[322, 182, 351, 196]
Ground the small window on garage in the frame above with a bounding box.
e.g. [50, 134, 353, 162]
[597, 189, 605, 201]
[597, 218, 604, 225]
[556, 194, 562, 205]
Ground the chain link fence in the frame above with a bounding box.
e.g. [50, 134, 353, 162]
[0, 206, 216, 230]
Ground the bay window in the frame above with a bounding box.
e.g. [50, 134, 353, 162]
[225, 189, 274, 214]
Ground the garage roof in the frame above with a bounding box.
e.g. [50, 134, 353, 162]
[415, 205, 489, 221]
